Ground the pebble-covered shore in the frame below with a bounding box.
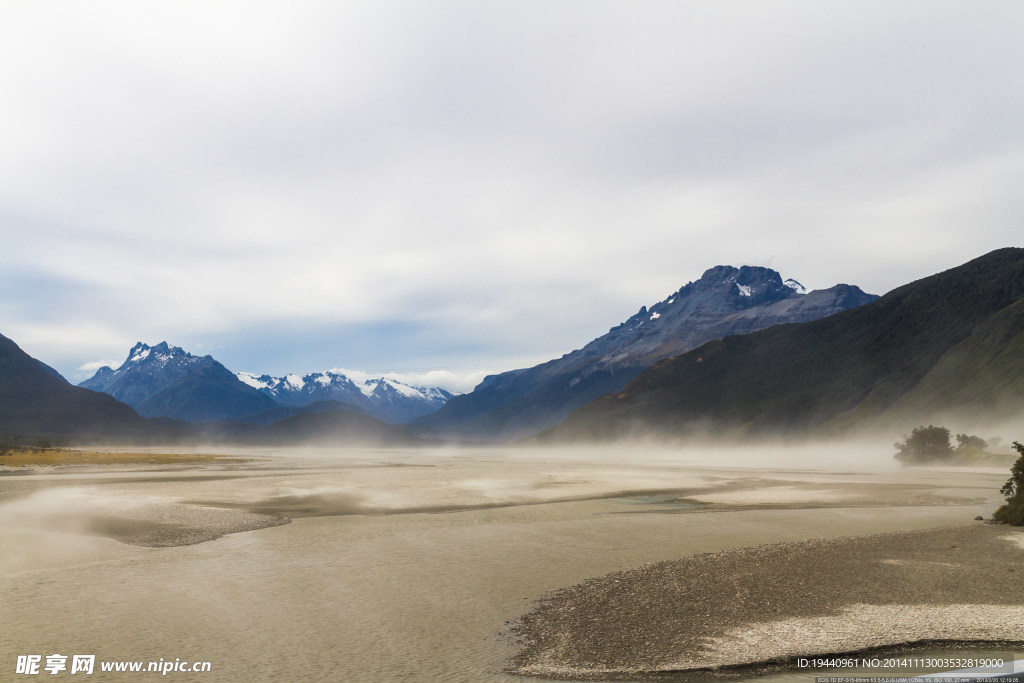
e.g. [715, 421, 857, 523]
[508, 523, 1024, 680]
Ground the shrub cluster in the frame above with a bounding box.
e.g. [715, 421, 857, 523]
[994, 441, 1024, 526]
[893, 425, 956, 464]
[893, 425, 999, 465]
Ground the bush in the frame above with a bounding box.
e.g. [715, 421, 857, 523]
[894, 425, 954, 464]
[994, 441, 1024, 526]
[955, 433, 988, 453]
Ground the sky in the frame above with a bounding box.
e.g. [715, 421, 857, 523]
[2, 1, 1022, 393]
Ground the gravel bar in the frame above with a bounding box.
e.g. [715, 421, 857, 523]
[508, 523, 1024, 680]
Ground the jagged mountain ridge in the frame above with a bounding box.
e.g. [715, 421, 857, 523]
[414, 265, 878, 441]
[237, 371, 453, 423]
[542, 248, 1024, 441]
[80, 342, 278, 422]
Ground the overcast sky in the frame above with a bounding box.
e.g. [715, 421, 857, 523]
[2, 1, 1022, 392]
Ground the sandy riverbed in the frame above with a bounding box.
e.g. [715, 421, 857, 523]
[1, 444, 1016, 682]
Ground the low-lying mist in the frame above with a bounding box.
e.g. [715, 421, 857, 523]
[2, 436, 1010, 553]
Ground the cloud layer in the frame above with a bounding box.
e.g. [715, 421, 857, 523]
[2, 1, 1022, 387]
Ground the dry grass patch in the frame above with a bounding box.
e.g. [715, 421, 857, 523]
[0, 450, 245, 467]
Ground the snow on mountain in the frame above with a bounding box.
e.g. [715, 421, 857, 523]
[417, 265, 877, 441]
[237, 373, 272, 390]
[784, 278, 808, 294]
[236, 370, 454, 424]
[81, 339, 201, 395]
[79, 341, 277, 422]
[78, 341, 453, 424]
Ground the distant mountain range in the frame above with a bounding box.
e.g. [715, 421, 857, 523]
[80, 342, 279, 422]
[237, 371, 452, 423]
[6, 249, 1023, 448]
[0, 335, 424, 447]
[78, 342, 453, 424]
[414, 265, 877, 440]
[543, 248, 1024, 442]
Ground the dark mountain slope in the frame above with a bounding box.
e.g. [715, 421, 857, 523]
[543, 248, 1024, 441]
[261, 410, 424, 447]
[232, 400, 366, 426]
[34, 359, 68, 383]
[859, 296, 1024, 427]
[0, 333, 161, 440]
[134, 363, 276, 423]
[186, 406, 425, 447]
[416, 266, 876, 441]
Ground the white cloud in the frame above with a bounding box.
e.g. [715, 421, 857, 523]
[77, 360, 121, 375]
[1, 1, 1022, 379]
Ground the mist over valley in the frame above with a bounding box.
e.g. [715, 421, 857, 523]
[4, 2, 1024, 679]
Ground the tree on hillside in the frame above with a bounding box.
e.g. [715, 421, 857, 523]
[995, 441, 1024, 526]
[894, 425, 953, 464]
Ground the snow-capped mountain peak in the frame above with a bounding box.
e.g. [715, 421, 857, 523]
[127, 342, 151, 363]
[79, 341, 277, 422]
[784, 278, 807, 294]
[121, 341, 197, 370]
[237, 372, 274, 391]
[420, 264, 877, 440]
[236, 370, 454, 423]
